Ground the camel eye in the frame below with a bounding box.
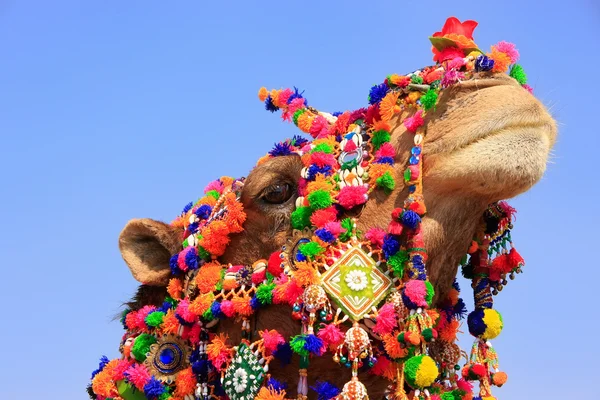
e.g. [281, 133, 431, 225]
[262, 182, 293, 204]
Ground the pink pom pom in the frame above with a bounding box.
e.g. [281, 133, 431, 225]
[441, 70, 465, 88]
[310, 152, 337, 167]
[403, 280, 428, 307]
[278, 88, 293, 105]
[176, 300, 197, 323]
[183, 323, 201, 345]
[317, 323, 345, 350]
[113, 359, 132, 381]
[135, 305, 156, 329]
[365, 228, 386, 246]
[252, 268, 267, 285]
[344, 140, 358, 152]
[457, 378, 473, 392]
[370, 355, 391, 377]
[288, 98, 306, 114]
[522, 84, 533, 94]
[125, 364, 151, 390]
[261, 329, 285, 353]
[430, 395, 442, 400]
[285, 280, 305, 305]
[220, 300, 235, 317]
[372, 303, 398, 335]
[324, 221, 344, 237]
[310, 116, 329, 138]
[281, 111, 292, 122]
[376, 142, 395, 158]
[338, 185, 368, 209]
[177, 251, 188, 272]
[447, 56, 466, 70]
[494, 41, 520, 63]
[204, 179, 224, 194]
[404, 110, 424, 133]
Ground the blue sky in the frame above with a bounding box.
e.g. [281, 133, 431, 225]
[1, 1, 598, 398]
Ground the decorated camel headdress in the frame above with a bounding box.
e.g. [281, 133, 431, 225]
[90, 17, 534, 400]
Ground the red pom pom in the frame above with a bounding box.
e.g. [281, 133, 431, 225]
[508, 247, 524, 269]
[408, 201, 426, 215]
[403, 110, 424, 133]
[471, 363, 487, 377]
[252, 268, 266, 285]
[387, 221, 403, 235]
[376, 142, 396, 158]
[365, 104, 381, 125]
[310, 206, 338, 228]
[267, 252, 283, 277]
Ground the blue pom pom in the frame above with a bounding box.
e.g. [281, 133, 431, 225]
[292, 135, 309, 148]
[475, 55, 494, 72]
[467, 309, 487, 337]
[143, 377, 165, 398]
[368, 83, 389, 105]
[182, 201, 193, 214]
[187, 222, 199, 234]
[158, 301, 173, 313]
[267, 378, 287, 393]
[401, 210, 421, 230]
[304, 334, 323, 355]
[91, 356, 110, 379]
[382, 235, 400, 259]
[374, 156, 394, 165]
[453, 298, 467, 320]
[269, 141, 294, 157]
[315, 228, 336, 243]
[195, 204, 212, 220]
[250, 296, 260, 310]
[307, 164, 333, 180]
[185, 247, 199, 270]
[401, 290, 419, 310]
[332, 111, 343, 117]
[310, 381, 341, 400]
[211, 301, 224, 319]
[287, 86, 307, 106]
[265, 95, 279, 112]
[169, 253, 181, 275]
[273, 342, 293, 366]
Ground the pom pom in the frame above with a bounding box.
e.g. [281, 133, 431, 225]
[475, 55, 494, 72]
[270, 142, 294, 157]
[368, 83, 389, 105]
[376, 171, 396, 194]
[258, 87, 268, 102]
[210, 301, 224, 319]
[317, 323, 345, 350]
[290, 335, 309, 357]
[304, 333, 324, 355]
[402, 280, 430, 309]
[273, 342, 293, 366]
[144, 377, 165, 398]
[420, 89, 438, 111]
[131, 334, 157, 361]
[403, 355, 439, 389]
[404, 110, 424, 133]
[261, 329, 285, 353]
[206, 333, 230, 370]
[365, 228, 386, 246]
[338, 185, 368, 209]
[372, 302, 398, 335]
[220, 300, 235, 317]
[382, 235, 400, 259]
[145, 311, 165, 328]
[194, 204, 212, 220]
[298, 241, 326, 259]
[256, 282, 276, 305]
[307, 189, 333, 209]
[267, 378, 287, 393]
[493, 41, 519, 63]
[509, 64, 527, 85]
[492, 371, 508, 387]
[315, 228, 336, 243]
[311, 381, 341, 400]
[265, 95, 279, 112]
[125, 363, 151, 390]
[467, 308, 503, 339]
[267, 251, 284, 277]
[310, 207, 338, 228]
[291, 206, 313, 229]
[401, 210, 421, 230]
[372, 129, 391, 150]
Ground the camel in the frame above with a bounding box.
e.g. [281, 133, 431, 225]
[92, 17, 556, 400]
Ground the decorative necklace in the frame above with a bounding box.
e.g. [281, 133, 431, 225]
[89, 16, 532, 400]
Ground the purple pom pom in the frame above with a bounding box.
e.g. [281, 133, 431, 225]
[273, 342, 293, 366]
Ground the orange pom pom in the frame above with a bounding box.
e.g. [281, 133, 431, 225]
[167, 278, 184, 300]
[196, 263, 223, 293]
[438, 319, 460, 342]
[492, 371, 508, 387]
[406, 91, 421, 105]
[199, 220, 230, 256]
[258, 87, 269, 102]
[379, 91, 401, 121]
[297, 111, 314, 133]
[256, 387, 287, 400]
[489, 48, 511, 73]
[174, 367, 197, 398]
[306, 175, 335, 194]
[383, 333, 408, 359]
[161, 309, 180, 335]
[233, 295, 253, 317]
[294, 261, 320, 287]
[371, 120, 391, 133]
[189, 293, 213, 315]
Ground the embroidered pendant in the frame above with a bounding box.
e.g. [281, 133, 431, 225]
[223, 343, 265, 400]
[321, 243, 392, 321]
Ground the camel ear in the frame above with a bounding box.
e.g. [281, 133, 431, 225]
[118, 218, 182, 286]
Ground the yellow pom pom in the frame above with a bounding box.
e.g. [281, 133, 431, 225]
[482, 309, 503, 339]
[258, 87, 268, 102]
[414, 355, 439, 388]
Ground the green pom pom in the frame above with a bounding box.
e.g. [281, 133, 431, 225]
[425, 281, 435, 306]
[298, 241, 325, 259]
[293, 108, 307, 126]
[291, 206, 313, 230]
[307, 190, 333, 209]
[290, 335, 309, 356]
[421, 89, 438, 111]
[206, 190, 220, 200]
[376, 171, 396, 194]
[197, 244, 210, 260]
[339, 218, 354, 242]
[372, 130, 391, 150]
[202, 307, 214, 321]
[510, 64, 527, 85]
[422, 328, 434, 342]
[310, 143, 334, 154]
[256, 282, 276, 305]
[131, 333, 157, 361]
[441, 391, 462, 400]
[411, 75, 423, 84]
[397, 332, 406, 343]
[388, 250, 409, 277]
[145, 311, 165, 328]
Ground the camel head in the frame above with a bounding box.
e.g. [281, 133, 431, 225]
[90, 17, 556, 400]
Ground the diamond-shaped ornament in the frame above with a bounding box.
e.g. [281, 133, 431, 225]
[321, 244, 392, 321]
[223, 343, 265, 400]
